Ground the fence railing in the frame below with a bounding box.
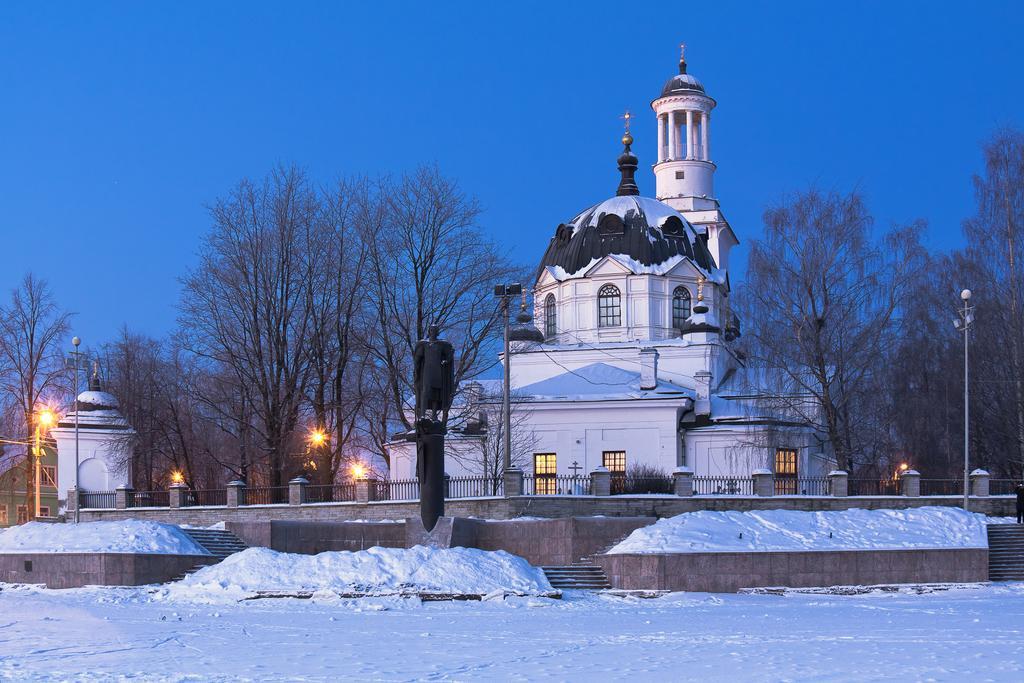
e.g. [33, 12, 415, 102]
[611, 475, 673, 495]
[241, 486, 289, 505]
[919, 479, 962, 496]
[523, 474, 591, 495]
[991, 479, 1022, 496]
[184, 489, 227, 507]
[127, 490, 169, 508]
[376, 479, 419, 501]
[445, 476, 503, 499]
[694, 476, 754, 496]
[80, 491, 116, 509]
[775, 477, 830, 496]
[847, 479, 902, 496]
[305, 483, 355, 503]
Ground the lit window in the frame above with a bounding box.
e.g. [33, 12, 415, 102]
[774, 448, 798, 495]
[534, 453, 557, 495]
[598, 284, 621, 327]
[672, 286, 691, 329]
[0, 506, 7, 525]
[544, 294, 557, 338]
[16, 505, 28, 524]
[603, 451, 627, 495]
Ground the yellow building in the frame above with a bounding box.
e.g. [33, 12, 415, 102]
[0, 443, 59, 526]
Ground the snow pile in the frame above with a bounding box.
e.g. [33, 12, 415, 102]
[607, 507, 990, 554]
[170, 546, 551, 599]
[0, 520, 209, 555]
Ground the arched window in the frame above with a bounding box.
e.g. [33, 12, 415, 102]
[598, 284, 621, 327]
[544, 294, 557, 338]
[672, 286, 692, 329]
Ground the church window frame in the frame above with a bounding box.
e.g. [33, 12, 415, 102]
[598, 284, 621, 328]
[534, 453, 557, 495]
[603, 450, 627, 494]
[41, 465, 56, 489]
[672, 286, 692, 329]
[544, 294, 557, 339]
[774, 448, 799, 495]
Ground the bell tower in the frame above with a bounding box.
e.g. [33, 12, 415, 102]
[652, 44, 717, 213]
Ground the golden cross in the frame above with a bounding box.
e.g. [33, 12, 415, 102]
[620, 109, 633, 135]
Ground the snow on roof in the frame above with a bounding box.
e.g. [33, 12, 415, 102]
[517, 362, 691, 401]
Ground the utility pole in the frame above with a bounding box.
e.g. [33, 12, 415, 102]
[493, 283, 521, 472]
[67, 336, 84, 523]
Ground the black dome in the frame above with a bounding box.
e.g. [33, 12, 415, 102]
[661, 73, 705, 97]
[536, 196, 716, 282]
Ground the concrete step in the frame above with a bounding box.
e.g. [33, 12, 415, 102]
[986, 525, 1024, 581]
[541, 565, 612, 590]
[180, 528, 249, 560]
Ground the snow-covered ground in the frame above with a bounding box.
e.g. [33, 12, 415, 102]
[0, 520, 209, 555]
[1, 582, 1023, 681]
[168, 546, 551, 600]
[608, 507, 991, 554]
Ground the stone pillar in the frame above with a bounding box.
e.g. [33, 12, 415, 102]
[668, 111, 677, 160]
[702, 111, 710, 160]
[752, 469, 774, 497]
[901, 469, 921, 497]
[673, 466, 694, 497]
[289, 476, 308, 506]
[226, 480, 245, 508]
[169, 483, 186, 509]
[355, 477, 379, 504]
[115, 485, 132, 510]
[66, 487, 78, 514]
[828, 470, 848, 497]
[657, 114, 665, 162]
[503, 467, 524, 497]
[685, 110, 694, 159]
[591, 466, 611, 497]
[970, 469, 990, 497]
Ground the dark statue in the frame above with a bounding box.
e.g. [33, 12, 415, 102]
[412, 324, 455, 531]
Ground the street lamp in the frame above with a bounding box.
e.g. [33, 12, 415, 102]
[953, 288, 975, 510]
[67, 336, 84, 523]
[494, 283, 544, 474]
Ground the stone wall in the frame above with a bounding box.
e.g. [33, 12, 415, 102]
[226, 520, 407, 554]
[0, 553, 216, 589]
[80, 495, 1016, 526]
[595, 548, 989, 593]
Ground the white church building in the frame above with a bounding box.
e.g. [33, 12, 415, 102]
[390, 48, 833, 489]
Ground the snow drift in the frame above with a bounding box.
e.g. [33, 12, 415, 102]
[607, 507, 990, 554]
[170, 545, 551, 598]
[0, 520, 209, 555]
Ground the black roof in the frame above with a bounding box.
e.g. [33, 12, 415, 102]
[660, 72, 706, 97]
[535, 195, 716, 282]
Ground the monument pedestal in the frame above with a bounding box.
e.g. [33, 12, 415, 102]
[405, 516, 478, 549]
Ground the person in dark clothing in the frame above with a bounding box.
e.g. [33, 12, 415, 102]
[1017, 483, 1024, 524]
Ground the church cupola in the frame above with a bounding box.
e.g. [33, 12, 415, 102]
[652, 44, 717, 212]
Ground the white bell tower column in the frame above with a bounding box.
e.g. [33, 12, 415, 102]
[651, 44, 717, 213]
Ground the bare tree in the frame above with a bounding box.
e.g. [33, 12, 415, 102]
[0, 274, 72, 515]
[738, 190, 925, 472]
[179, 166, 318, 487]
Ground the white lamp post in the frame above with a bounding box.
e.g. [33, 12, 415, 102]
[954, 290, 974, 510]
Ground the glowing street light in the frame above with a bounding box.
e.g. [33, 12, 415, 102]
[350, 462, 366, 480]
[170, 470, 185, 485]
[308, 429, 327, 447]
[34, 407, 58, 519]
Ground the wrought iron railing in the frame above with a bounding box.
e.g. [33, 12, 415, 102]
[775, 477, 830, 496]
[991, 479, 1022, 495]
[305, 483, 355, 503]
[378, 478, 420, 501]
[184, 489, 227, 506]
[127, 490, 169, 508]
[694, 476, 754, 496]
[241, 486, 289, 505]
[919, 479, 962, 496]
[445, 476, 503, 498]
[612, 476, 673, 495]
[847, 479, 901, 496]
[523, 474, 591, 495]
[79, 491, 116, 509]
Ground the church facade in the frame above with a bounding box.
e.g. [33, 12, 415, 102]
[390, 49, 833, 488]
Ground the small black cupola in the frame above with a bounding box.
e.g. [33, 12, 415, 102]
[616, 111, 639, 197]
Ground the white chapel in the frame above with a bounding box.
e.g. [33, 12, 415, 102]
[390, 48, 833, 489]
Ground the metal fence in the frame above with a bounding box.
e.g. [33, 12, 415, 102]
[79, 491, 116, 509]
[694, 476, 754, 496]
[305, 483, 355, 503]
[445, 476, 503, 499]
[523, 474, 591, 495]
[847, 479, 901, 496]
[991, 479, 1022, 495]
[241, 486, 289, 505]
[919, 479, 962, 496]
[775, 477, 830, 496]
[377, 479, 419, 501]
[126, 490, 169, 508]
[184, 489, 227, 506]
[611, 475, 673, 495]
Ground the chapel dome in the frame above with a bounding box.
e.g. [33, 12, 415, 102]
[76, 389, 119, 411]
[535, 194, 716, 281]
[660, 72, 705, 97]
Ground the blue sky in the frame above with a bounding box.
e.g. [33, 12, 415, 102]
[0, 1, 1021, 347]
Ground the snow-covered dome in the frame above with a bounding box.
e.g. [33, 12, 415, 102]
[536, 194, 716, 281]
[76, 390, 119, 411]
[661, 72, 705, 97]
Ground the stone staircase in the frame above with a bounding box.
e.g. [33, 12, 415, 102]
[172, 528, 249, 581]
[988, 524, 1024, 581]
[541, 564, 611, 590]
